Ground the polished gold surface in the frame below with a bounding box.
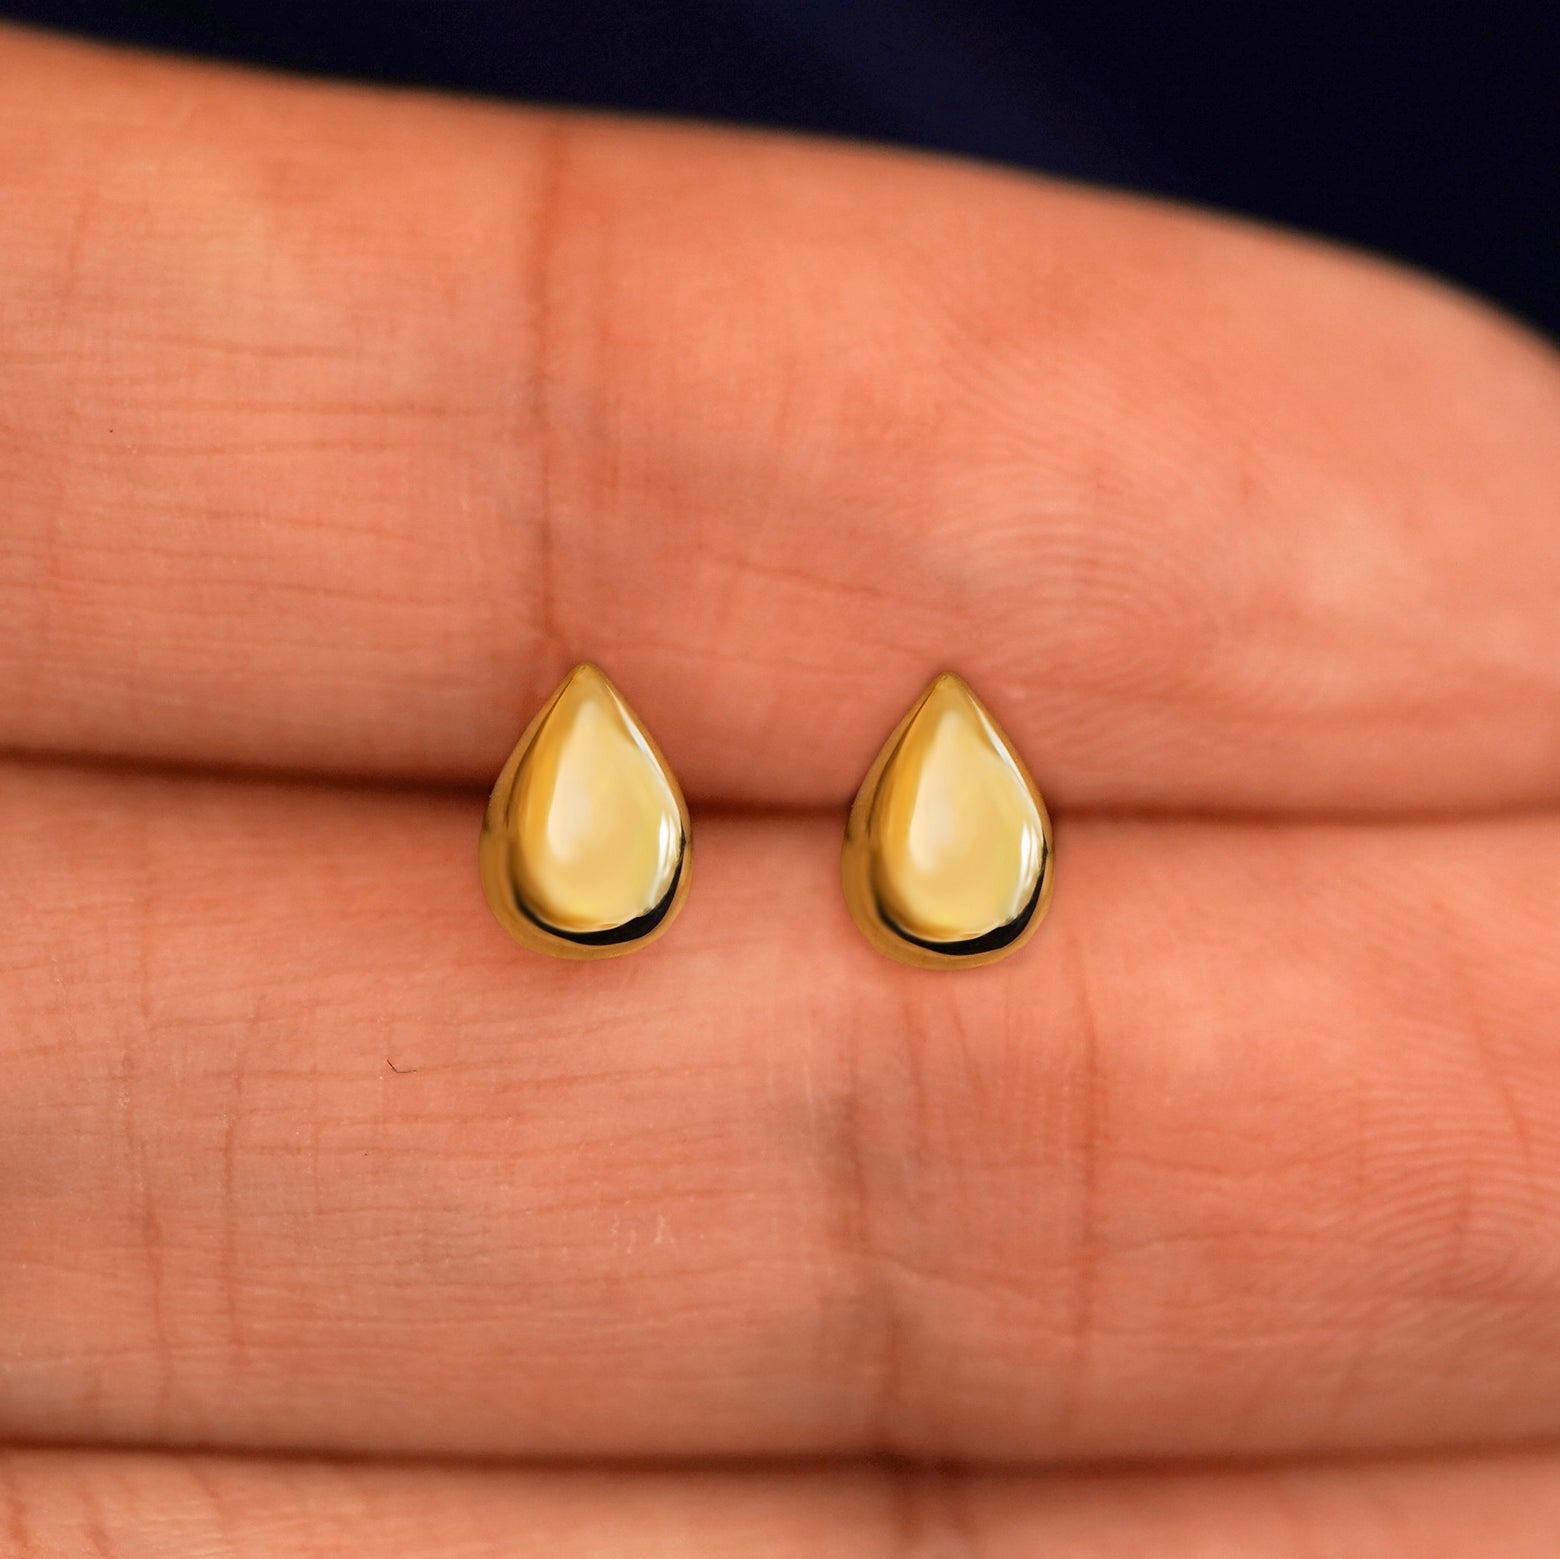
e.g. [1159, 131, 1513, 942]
[480, 663, 690, 958]
[842, 673, 1053, 969]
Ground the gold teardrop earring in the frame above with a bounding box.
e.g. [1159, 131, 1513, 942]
[842, 672, 1053, 969]
[479, 663, 691, 959]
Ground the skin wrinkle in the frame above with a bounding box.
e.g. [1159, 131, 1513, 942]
[1347, 891, 1560, 1318]
[182, 1458, 243, 1553]
[523, 115, 569, 680]
[877, 983, 936, 1452]
[835, 980, 900, 1452]
[882, 972, 1033, 1453]
[78, 1487, 115, 1559]
[1434, 901, 1540, 1178]
[1317, 1282, 1396, 1451]
[1350, 1470, 1423, 1559]
[1303, 941, 1401, 1448]
[127, 837, 171, 1442]
[0, 1459, 31, 1555]
[1054, 920, 1102, 1445]
[1267, 1466, 1338, 1559]
[220, 1054, 245, 1374]
[887, 1461, 982, 1559]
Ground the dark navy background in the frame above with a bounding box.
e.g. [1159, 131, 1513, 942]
[5, 0, 1557, 337]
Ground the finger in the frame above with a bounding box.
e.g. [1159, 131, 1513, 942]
[4, 1448, 1560, 1558]
[3, 763, 1558, 1461]
[2, 30, 1559, 812]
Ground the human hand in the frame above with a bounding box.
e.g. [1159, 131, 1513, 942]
[3, 25, 1559, 1555]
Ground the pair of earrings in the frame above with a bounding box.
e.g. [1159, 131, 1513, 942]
[478, 663, 1054, 970]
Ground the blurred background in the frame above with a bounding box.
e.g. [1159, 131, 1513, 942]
[4, 0, 1557, 337]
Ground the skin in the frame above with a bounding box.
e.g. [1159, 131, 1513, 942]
[2, 22, 1559, 1556]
